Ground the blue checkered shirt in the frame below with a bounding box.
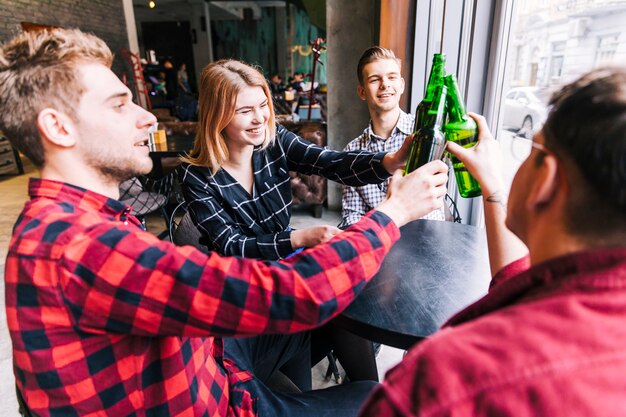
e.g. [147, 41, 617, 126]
[340, 111, 446, 228]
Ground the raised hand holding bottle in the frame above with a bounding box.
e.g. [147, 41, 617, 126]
[443, 74, 481, 198]
[405, 54, 447, 175]
[404, 85, 448, 174]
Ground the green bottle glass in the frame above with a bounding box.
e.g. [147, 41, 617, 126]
[404, 85, 448, 174]
[415, 53, 447, 130]
[443, 74, 481, 198]
[405, 54, 446, 175]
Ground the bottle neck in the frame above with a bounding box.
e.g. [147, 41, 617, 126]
[424, 54, 446, 102]
[426, 85, 447, 129]
[444, 75, 467, 122]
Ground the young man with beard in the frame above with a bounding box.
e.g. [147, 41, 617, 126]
[0, 29, 449, 417]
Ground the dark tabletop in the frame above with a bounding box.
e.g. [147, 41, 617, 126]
[148, 134, 195, 177]
[334, 219, 491, 350]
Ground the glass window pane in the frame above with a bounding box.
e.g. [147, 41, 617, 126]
[497, 0, 626, 189]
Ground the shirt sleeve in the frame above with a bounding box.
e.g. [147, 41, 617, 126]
[179, 165, 295, 260]
[277, 125, 390, 186]
[57, 210, 400, 338]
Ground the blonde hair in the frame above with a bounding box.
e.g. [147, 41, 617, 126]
[182, 59, 276, 174]
[0, 28, 112, 167]
[356, 46, 401, 86]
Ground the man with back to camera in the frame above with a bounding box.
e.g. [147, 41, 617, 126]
[340, 46, 447, 228]
[0, 28, 449, 416]
[359, 67, 626, 416]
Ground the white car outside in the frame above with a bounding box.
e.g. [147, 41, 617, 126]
[502, 87, 549, 139]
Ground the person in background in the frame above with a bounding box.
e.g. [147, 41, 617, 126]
[340, 46, 447, 228]
[177, 62, 191, 95]
[163, 58, 178, 102]
[289, 72, 305, 92]
[269, 73, 285, 95]
[360, 67, 626, 416]
[0, 28, 448, 417]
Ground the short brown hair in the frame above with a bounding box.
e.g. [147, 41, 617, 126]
[0, 28, 112, 167]
[356, 46, 401, 86]
[542, 66, 626, 238]
[182, 59, 276, 174]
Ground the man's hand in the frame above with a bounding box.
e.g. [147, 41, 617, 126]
[291, 225, 342, 249]
[376, 160, 448, 227]
[445, 113, 504, 195]
[381, 134, 414, 173]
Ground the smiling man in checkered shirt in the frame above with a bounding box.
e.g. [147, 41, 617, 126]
[0, 29, 450, 417]
[340, 47, 447, 228]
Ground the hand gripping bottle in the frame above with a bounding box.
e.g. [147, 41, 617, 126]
[443, 74, 481, 198]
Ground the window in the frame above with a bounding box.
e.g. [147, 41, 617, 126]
[493, 0, 626, 191]
[596, 34, 619, 64]
[408, 0, 626, 226]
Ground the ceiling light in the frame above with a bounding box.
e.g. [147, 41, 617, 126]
[149, 1, 156, 8]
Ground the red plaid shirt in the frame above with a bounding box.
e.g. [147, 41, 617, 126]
[6, 179, 399, 417]
[360, 249, 626, 416]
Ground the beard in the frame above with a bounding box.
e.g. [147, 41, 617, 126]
[82, 145, 153, 184]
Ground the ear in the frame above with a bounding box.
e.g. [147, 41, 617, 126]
[399, 77, 406, 94]
[526, 154, 560, 211]
[356, 84, 366, 101]
[37, 108, 77, 149]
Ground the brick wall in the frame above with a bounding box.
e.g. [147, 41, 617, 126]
[0, 0, 129, 77]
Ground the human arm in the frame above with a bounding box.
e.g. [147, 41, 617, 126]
[59, 154, 447, 338]
[291, 225, 342, 248]
[278, 125, 390, 186]
[58, 210, 400, 338]
[446, 113, 529, 276]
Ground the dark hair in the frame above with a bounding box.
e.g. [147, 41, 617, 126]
[542, 66, 626, 236]
[356, 46, 401, 85]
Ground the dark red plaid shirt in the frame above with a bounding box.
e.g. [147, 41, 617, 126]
[6, 178, 399, 417]
[360, 249, 626, 416]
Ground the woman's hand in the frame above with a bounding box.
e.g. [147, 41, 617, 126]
[291, 225, 342, 249]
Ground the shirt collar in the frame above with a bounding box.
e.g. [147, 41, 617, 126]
[29, 178, 132, 219]
[364, 110, 413, 143]
[445, 247, 626, 327]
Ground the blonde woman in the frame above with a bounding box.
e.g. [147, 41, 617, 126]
[179, 59, 411, 260]
[178, 59, 414, 385]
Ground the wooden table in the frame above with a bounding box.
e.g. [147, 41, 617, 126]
[334, 219, 491, 350]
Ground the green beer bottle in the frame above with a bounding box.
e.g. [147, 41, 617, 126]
[416, 53, 446, 128]
[404, 85, 448, 174]
[443, 74, 481, 198]
[405, 54, 446, 175]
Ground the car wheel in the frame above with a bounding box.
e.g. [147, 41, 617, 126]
[518, 116, 533, 140]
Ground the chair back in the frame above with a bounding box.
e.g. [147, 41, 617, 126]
[173, 212, 205, 251]
[119, 177, 168, 216]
